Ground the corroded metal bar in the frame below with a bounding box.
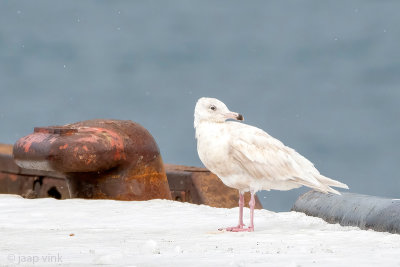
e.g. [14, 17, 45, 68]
[292, 190, 400, 234]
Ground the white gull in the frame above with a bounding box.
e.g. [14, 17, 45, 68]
[194, 97, 349, 232]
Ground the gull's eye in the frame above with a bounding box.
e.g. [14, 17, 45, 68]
[210, 105, 217, 111]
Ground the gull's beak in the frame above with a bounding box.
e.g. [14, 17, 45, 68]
[225, 111, 244, 121]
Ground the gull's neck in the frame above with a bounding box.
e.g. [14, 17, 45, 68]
[195, 120, 225, 139]
[194, 116, 223, 129]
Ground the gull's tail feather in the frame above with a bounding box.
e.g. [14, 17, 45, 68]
[314, 175, 349, 195]
[317, 174, 349, 189]
[322, 186, 341, 195]
[292, 175, 349, 195]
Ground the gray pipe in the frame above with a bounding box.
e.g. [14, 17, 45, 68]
[292, 190, 400, 234]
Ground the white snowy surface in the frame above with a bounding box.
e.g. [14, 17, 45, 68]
[0, 194, 399, 267]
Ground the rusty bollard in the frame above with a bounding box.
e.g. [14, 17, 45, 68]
[13, 119, 172, 200]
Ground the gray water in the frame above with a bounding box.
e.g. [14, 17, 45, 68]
[1, 1, 399, 211]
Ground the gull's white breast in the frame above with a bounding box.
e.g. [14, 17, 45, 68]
[196, 122, 272, 192]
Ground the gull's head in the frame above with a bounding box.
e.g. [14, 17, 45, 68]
[194, 97, 244, 128]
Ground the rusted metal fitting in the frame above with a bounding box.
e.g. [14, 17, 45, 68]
[13, 119, 172, 201]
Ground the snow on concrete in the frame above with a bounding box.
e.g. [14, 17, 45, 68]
[0, 194, 399, 266]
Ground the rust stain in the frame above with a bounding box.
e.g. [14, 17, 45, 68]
[75, 128, 101, 144]
[9, 174, 18, 182]
[18, 133, 49, 153]
[96, 128, 126, 161]
[59, 144, 68, 150]
[75, 135, 100, 143]
[76, 127, 126, 161]
[84, 154, 96, 165]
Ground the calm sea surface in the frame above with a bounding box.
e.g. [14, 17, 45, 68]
[1, 1, 399, 211]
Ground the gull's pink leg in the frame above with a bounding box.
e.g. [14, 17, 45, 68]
[248, 192, 255, 231]
[238, 193, 245, 227]
[221, 192, 256, 232]
[224, 192, 245, 231]
[226, 192, 255, 232]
